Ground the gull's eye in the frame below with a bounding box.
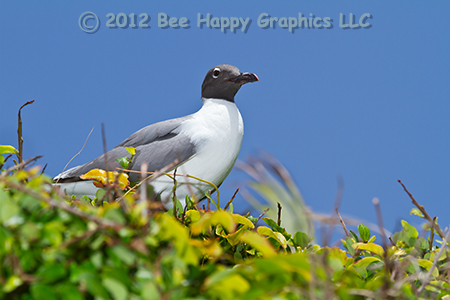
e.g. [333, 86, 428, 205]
[212, 68, 221, 78]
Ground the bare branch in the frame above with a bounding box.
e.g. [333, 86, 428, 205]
[398, 179, 445, 239]
[224, 188, 239, 211]
[56, 126, 94, 184]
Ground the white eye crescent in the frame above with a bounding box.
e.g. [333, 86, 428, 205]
[212, 68, 221, 78]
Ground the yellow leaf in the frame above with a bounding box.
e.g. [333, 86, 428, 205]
[226, 226, 248, 246]
[240, 232, 276, 257]
[418, 259, 439, 278]
[209, 211, 235, 233]
[353, 257, 382, 269]
[125, 146, 136, 156]
[190, 211, 235, 235]
[257, 226, 287, 249]
[157, 214, 199, 266]
[352, 242, 385, 257]
[185, 210, 201, 223]
[232, 214, 255, 229]
[190, 212, 213, 235]
[80, 169, 129, 190]
[0, 145, 18, 155]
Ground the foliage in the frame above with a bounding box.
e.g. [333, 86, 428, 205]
[2, 149, 450, 300]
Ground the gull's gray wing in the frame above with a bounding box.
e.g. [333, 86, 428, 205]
[55, 115, 196, 182]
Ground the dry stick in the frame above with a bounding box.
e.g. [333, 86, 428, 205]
[60, 229, 96, 248]
[336, 208, 350, 237]
[1, 177, 122, 230]
[10, 254, 35, 282]
[398, 179, 445, 239]
[417, 227, 450, 294]
[172, 168, 178, 219]
[324, 176, 344, 246]
[101, 123, 113, 203]
[389, 236, 396, 247]
[429, 217, 436, 252]
[277, 202, 282, 226]
[56, 126, 95, 184]
[373, 197, 392, 300]
[17, 100, 35, 166]
[0, 155, 43, 177]
[255, 208, 270, 225]
[224, 188, 239, 211]
[373, 197, 388, 250]
[140, 163, 148, 217]
[0, 154, 13, 169]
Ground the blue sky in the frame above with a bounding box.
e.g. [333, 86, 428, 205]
[2, 1, 449, 240]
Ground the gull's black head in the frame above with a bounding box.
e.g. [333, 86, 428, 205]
[201, 64, 259, 102]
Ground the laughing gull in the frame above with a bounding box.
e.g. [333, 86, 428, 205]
[54, 64, 258, 208]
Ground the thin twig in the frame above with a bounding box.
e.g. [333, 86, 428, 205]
[324, 176, 345, 246]
[60, 229, 96, 248]
[0, 154, 13, 169]
[224, 188, 239, 211]
[373, 197, 392, 300]
[277, 202, 282, 226]
[101, 123, 113, 203]
[373, 198, 388, 250]
[140, 163, 148, 218]
[336, 208, 350, 237]
[56, 126, 94, 184]
[398, 179, 445, 239]
[255, 208, 270, 225]
[17, 100, 35, 166]
[172, 168, 178, 219]
[389, 236, 396, 247]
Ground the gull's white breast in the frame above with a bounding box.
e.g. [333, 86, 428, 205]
[152, 98, 244, 207]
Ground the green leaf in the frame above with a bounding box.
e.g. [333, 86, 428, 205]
[141, 282, 160, 300]
[344, 237, 355, 256]
[293, 231, 311, 248]
[3, 275, 23, 293]
[401, 220, 419, 247]
[0, 197, 20, 224]
[262, 217, 291, 240]
[257, 226, 286, 248]
[103, 277, 128, 300]
[349, 230, 359, 243]
[37, 264, 67, 284]
[30, 284, 58, 300]
[358, 224, 371, 242]
[54, 283, 84, 300]
[109, 245, 136, 266]
[115, 157, 130, 169]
